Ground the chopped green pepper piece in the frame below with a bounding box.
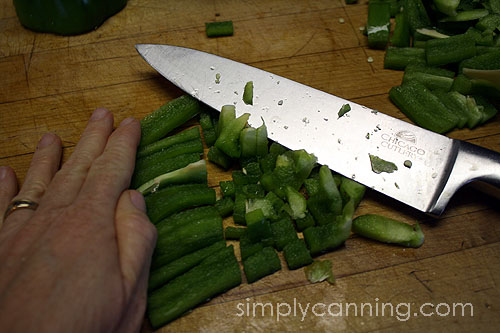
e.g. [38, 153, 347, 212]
[473, 95, 498, 124]
[205, 21, 234, 37]
[137, 127, 201, 159]
[137, 160, 207, 195]
[305, 260, 335, 284]
[352, 214, 425, 248]
[459, 50, 500, 72]
[432, 91, 469, 129]
[465, 96, 484, 128]
[391, 12, 411, 47]
[148, 241, 226, 292]
[131, 152, 201, 190]
[155, 206, 219, 239]
[425, 33, 476, 66]
[384, 47, 426, 70]
[367, 1, 391, 49]
[140, 95, 200, 146]
[283, 238, 313, 270]
[433, 0, 460, 16]
[338, 104, 351, 118]
[152, 214, 223, 268]
[215, 112, 250, 158]
[295, 212, 316, 232]
[239, 231, 265, 260]
[307, 166, 343, 225]
[389, 81, 458, 133]
[369, 154, 398, 174]
[243, 81, 254, 105]
[224, 226, 246, 240]
[245, 209, 273, 243]
[199, 112, 217, 147]
[207, 146, 233, 170]
[271, 216, 299, 251]
[215, 196, 234, 217]
[401, 0, 431, 33]
[243, 247, 281, 283]
[284, 186, 307, 220]
[440, 9, 489, 22]
[339, 176, 366, 208]
[405, 63, 455, 78]
[476, 13, 500, 31]
[233, 193, 247, 225]
[145, 184, 216, 223]
[220, 180, 236, 198]
[148, 246, 241, 328]
[403, 71, 454, 91]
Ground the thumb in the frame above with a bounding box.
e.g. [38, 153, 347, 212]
[115, 189, 157, 302]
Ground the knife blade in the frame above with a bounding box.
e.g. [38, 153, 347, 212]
[135, 44, 500, 215]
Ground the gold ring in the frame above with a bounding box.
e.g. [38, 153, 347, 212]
[3, 200, 39, 220]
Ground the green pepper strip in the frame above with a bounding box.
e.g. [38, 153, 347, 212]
[205, 21, 234, 37]
[389, 81, 458, 134]
[131, 152, 201, 189]
[145, 184, 216, 223]
[215, 197, 234, 217]
[384, 47, 426, 70]
[151, 214, 223, 269]
[391, 12, 411, 47]
[367, 1, 391, 49]
[148, 241, 226, 292]
[352, 214, 424, 248]
[136, 127, 200, 159]
[155, 206, 219, 239]
[140, 95, 200, 146]
[199, 112, 217, 147]
[425, 33, 476, 67]
[224, 226, 246, 240]
[137, 160, 207, 195]
[148, 246, 241, 328]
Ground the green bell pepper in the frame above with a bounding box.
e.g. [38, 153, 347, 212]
[14, 0, 128, 35]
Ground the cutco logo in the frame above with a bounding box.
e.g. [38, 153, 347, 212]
[380, 130, 426, 158]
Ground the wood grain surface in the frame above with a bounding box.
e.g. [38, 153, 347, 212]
[1, 1, 499, 332]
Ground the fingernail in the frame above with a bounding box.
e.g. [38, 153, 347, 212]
[130, 190, 146, 212]
[0, 166, 8, 180]
[37, 133, 56, 149]
[91, 108, 109, 121]
[119, 117, 136, 127]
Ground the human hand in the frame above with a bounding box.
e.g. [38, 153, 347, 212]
[0, 109, 157, 332]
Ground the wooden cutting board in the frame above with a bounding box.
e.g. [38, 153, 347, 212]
[1, 0, 499, 331]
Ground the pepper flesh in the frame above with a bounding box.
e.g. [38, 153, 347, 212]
[13, 0, 128, 35]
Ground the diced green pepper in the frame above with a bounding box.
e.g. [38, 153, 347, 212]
[243, 81, 254, 105]
[225, 226, 246, 240]
[220, 180, 236, 198]
[284, 186, 307, 220]
[243, 247, 281, 283]
[401, 0, 431, 33]
[307, 166, 343, 225]
[440, 9, 489, 22]
[215, 112, 250, 158]
[283, 238, 313, 270]
[271, 216, 299, 251]
[432, 91, 470, 129]
[199, 112, 217, 147]
[207, 146, 233, 170]
[295, 212, 316, 232]
[304, 260, 335, 284]
[205, 21, 234, 37]
[215, 197, 234, 217]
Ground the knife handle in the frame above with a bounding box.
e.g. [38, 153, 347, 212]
[430, 140, 500, 216]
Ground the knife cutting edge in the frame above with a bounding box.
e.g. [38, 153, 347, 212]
[135, 44, 500, 216]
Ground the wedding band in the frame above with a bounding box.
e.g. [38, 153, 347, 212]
[3, 199, 39, 220]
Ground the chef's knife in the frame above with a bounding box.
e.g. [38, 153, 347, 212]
[135, 44, 500, 215]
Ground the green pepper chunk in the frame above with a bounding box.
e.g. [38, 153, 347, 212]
[215, 197, 234, 217]
[367, 1, 391, 49]
[391, 12, 411, 47]
[205, 21, 234, 37]
[384, 47, 426, 70]
[283, 239, 313, 270]
[215, 112, 250, 158]
[13, 0, 128, 35]
[243, 247, 281, 283]
[271, 217, 298, 251]
[352, 214, 425, 248]
[224, 226, 246, 240]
